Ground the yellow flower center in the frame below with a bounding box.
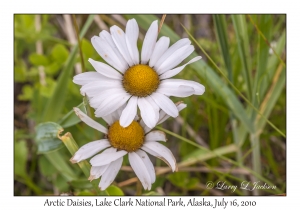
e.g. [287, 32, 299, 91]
[108, 120, 145, 152]
[123, 64, 160, 97]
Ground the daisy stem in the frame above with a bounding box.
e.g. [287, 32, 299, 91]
[181, 24, 286, 139]
[60, 132, 104, 195]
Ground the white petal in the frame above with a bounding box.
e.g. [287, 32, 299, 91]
[150, 92, 178, 118]
[99, 157, 123, 190]
[91, 36, 128, 72]
[112, 103, 127, 122]
[156, 85, 195, 97]
[141, 20, 158, 64]
[145, 131, 166, 142]
[125, 19, 139, 65]
[73, 72, 106, 86]
[80, 79, 122, 97]
[135, 150, 156, 184]
[94, 92, 131, 117]
[129, 152, 152, 190]
[73, 107, 108, 134]
[159, 56, 202, 79]
[139, 119, 151, 134]
[89, 88, 125, 108]
[119, 96, 138, 127]
[110, 25, 134, 66]
[70, 139, 110, 163]
[88, 58, 123, 80]
[158, 102, 187, 125]
[138, 97, 158, 129]
[145, 96, 159, 123]
[142, 142, 176, 172]
[88, 147, 117, 181]
[160, 79, 205, 95]
[99, 30, 128, 73]
[149, 36, 170, 67]
[89, 165, 109, 181]
[90, 148, 127, 166]
[102, 115, 114, 126]
[156, 45, 194, 75]
[154, 38, 191, 70]
[101, 103, 127, 126]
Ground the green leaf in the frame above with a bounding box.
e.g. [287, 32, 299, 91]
[44, 62, 61, 76]
[143, 191, 163, 196]
[29, 53, 49, 66]
[39, 78, 57, 98]
[14, 140, 28, 177]
[58, 102, 87, 128]
[35, 122, 63, 153]
[53, 174, 70, 192]
[51, 44, 69, 64]
[70, 179, 93, 190]
[76, 190, 95, 196]
[38, 155, 57, 176]
[167, 172, 189, 188]
[14, 60, 27, 82]
[186, 178, 199, 189]
[106, 185, 124, 196]
[18, 84, 33, 101]
[81, 38, 94, 58]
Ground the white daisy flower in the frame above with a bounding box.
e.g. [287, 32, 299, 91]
[73, 18, 205, 129]
[70, 102, 186, 191]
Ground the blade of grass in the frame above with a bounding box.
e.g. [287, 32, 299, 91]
[44, 150, 77, 181]
[213, 14, 249, 193]
[41, 14, 95, 122]
[252, 14, 273, 109]
[58, 102, 86, 128]
[256, 64, 285, 132]
[237, 32, 286, 146]
[231, 15, 253, 99]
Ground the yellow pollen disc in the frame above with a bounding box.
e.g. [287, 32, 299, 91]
[123, 64, 160, 97]
[108, 120, 145, 152]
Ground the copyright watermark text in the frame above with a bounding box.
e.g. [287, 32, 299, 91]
[206, 181, 277, 193]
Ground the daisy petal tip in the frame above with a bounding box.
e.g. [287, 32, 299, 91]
[119, 120, 130, 128]
[69, 157, 78, 164]
[88, 175, 95, 181]
[73, 107, 83, 118]
[175, 164, 178, 172]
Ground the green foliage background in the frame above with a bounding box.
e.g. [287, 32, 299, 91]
[14, 14, 286, 195]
